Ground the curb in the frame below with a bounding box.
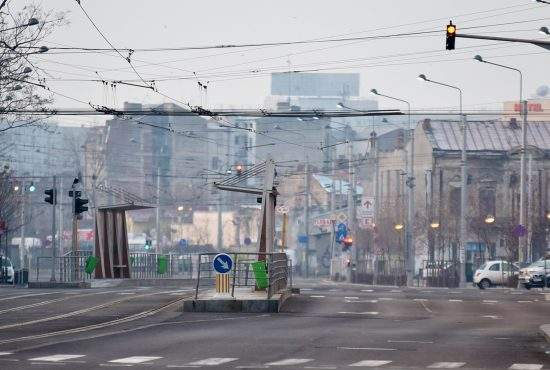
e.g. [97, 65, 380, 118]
[540, 324, 550, 343]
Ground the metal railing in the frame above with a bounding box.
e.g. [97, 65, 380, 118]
[350, 258, 407, 286]
[421, 260, 460, 288]
[194, 252, 291, 299]
[35, 255, 93, 282]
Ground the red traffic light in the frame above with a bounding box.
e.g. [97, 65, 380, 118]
[343, 236, 353, 247]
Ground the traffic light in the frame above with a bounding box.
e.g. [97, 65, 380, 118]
[44, 188, 56, 205]
[74, 194, 89, 215]
[446, 21, 456, 50]
[145, 238, 152, 251]
[342, 236, 353, 252]
[235, 164, 243, 175]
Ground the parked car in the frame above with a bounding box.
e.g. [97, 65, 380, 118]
[473, 260, 518, 289]
[518, 259, 550, 289]
[0, 256, 14, 283]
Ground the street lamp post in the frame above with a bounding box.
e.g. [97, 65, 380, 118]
[370, 88, 415, 287]
[418, 74, 468, 286]
[473, 55, 528, 264]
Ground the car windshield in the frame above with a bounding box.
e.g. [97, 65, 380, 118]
[478, 263, 487, 271]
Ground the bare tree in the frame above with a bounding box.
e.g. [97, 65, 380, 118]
[0, 165, 21, 248]
[0, 1, 66, 133]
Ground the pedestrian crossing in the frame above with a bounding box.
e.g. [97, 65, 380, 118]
[0, 353, 546, 369]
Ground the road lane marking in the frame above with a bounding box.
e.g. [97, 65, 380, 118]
[428, 362, 465, 368]
[361, 289, 373, 292]
[517, 301, 532, 303]
[304, 367, 337, 369]
[390, 289, 402, 293]
[345, 300, 378, 303]
[235, 366, 269, 369]
[301, 288, 312, 291]
[329, 289, 338, 292]
[415, 299, 433, 313]
[0, 292, 62, 302]
[448, 299, 463, 302]
[265, 358, 313, 366]
[482, 315, 501, 319]
[338, 347, 396, 351]
[0, 352, 13, 356]
[109, 356, 162, 364]
[448, 291, 463, 294]
[387, 340, 434, 344]
[28, 355, 85, 362]
[338, 311, 379, 315]
[378, 298, 394, 301]
[483, 300, 498, 303]
[349, 360, 392, 367]
[344, 297, 359, 299]
[509, 365, 543, 370]
[187, 358, 238, 366]
[309, 295, 325, 298]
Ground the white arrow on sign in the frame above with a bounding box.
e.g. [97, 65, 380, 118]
[218, 259, 229, 270]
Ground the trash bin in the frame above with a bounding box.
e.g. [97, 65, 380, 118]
[251, 261, 268, 289]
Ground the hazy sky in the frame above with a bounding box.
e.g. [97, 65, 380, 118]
[29, 0, 550, 124]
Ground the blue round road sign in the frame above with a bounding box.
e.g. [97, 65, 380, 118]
[213, 253, 233, 274]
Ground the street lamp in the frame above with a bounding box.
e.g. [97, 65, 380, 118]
[430, 221, 440, 229]
[473, 55, 528, 263]
[28, 182, 36, 192]
[177, 205, 184, 212]
[484, 215, 496, 224]
[370, 87, 415, 286]
[418, 73, 468, 286]
[0, 18, 39, 32]
[394, 223, 404, 231]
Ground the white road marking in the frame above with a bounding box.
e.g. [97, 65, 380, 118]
[482, 315, 501, 319]
[509, 364, 543, 370]
[349, 360, 392, 367]
[28, 355, 85, 362]
[428, 362, 465, 368]
[310, 295, 325, 298]
[413, 298, 428, 301]
[118, 292, 136, 295]
[265, 358, 313, 366]
[361, 289, 373, 292]
[187, 358, 238, 366]
[235, 366, 269, 369]
[390, 289, 402, 293]
[344, 297, 359, 299]
[517, 301, 532, 303]
[338, 311, 379, 315]
[388, 340, 434, 344]
[301, 288, 313, 291]
[166, 366, 201, 368]
[448, 299, 463, 302]
[378, 297, 394, 301]
[109, 356, 162, 364]
[304, 367, 337, 369]
[448, 291, 463, 294]
[420, 290, 433, 293]
[329, 289, 338, 292]
[338, 347, 396, 351]
[346, 300, 378, 303]
[495, 337, 511, 340]
[0, 352, 13, 356]
[483, 300, 498, 303]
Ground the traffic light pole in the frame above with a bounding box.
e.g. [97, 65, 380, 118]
[50, 176, 57, 282]
[456, 34, 550, 51]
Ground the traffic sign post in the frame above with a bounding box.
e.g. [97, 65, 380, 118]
[213, 253, 233, 294]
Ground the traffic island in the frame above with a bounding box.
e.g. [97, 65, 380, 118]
[28, 281, 91, 289]
[183, 288, 294, 313]
[540, 324, 550, 343]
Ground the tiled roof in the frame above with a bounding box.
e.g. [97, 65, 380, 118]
[423, 120, 550, 152]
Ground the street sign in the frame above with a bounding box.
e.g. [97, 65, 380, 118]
[179, 239, 187, 248]
[244, 237, 252, 246]
[313, 218, 333, 227]
[357, 197, 375, 218]
[336, 223, 347, 242]
[212, 253, 233, 274]
[513, 224, 527, 237]
[298, 235, 309, 244]
[276, 205, 290, 214]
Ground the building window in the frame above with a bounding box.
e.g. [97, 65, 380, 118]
[479, 188, 496, 217]
[449, 187, 461, 217]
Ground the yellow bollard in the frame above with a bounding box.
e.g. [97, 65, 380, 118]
[215, 273, 230, 293]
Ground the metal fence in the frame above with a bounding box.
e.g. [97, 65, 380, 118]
[421, 260, 460, 288]
[34, 252, 198, 282]
[352, 258, 407, 286]
[194, 252, 291, 299]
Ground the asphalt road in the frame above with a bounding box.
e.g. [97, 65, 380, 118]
[1, 280, 550, 369]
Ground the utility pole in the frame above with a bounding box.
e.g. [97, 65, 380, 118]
[217, 194, 223, 250]
[304, 156, 310, 278]
[347, 135, 356, 278]
[155, 166, 161, 254]
[459, 114, 468, 286]
[519, 100, 529, 263]
[49, 176, 57, 282]
[406, 126, 415, 287]
[19, 184, 26, 270]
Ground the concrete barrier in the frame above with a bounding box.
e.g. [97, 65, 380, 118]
[183, 289, 294, 313]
